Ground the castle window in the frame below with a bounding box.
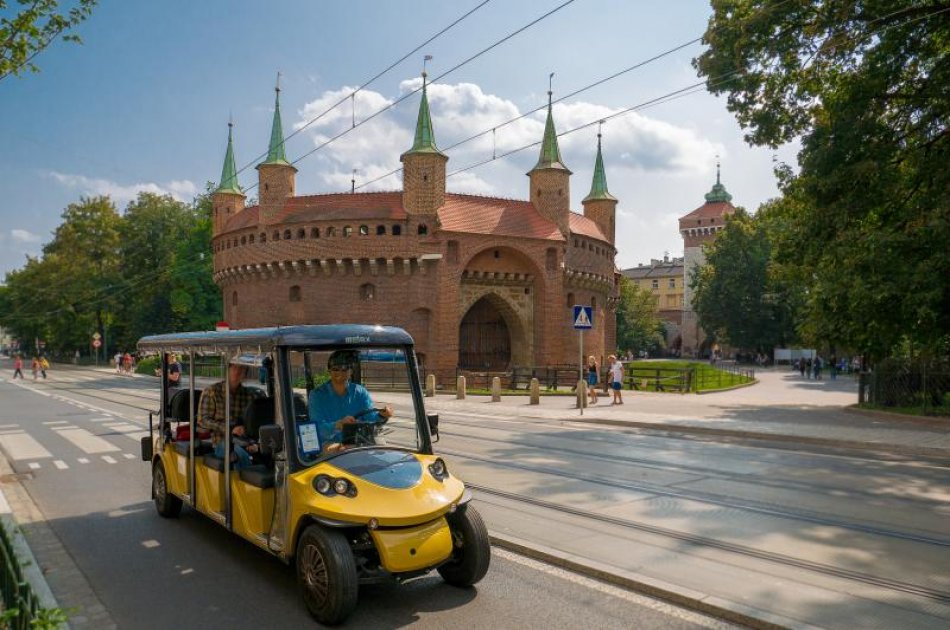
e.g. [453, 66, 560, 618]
[226, 241, 231, 249]
[359, 225, 368, 236]
[289, 285, 301, 302]
[376, 225, 386, 235]
[249, 234, 255, 244]
[297, 228, 305, 239]
[260, 233, 266, 243]
[536, 188, 541, 197]
[231, 291, 238, 306]
[240, 236, 246, 245]
[423, 173, 428, 182]
[327, 227, 336, 237]
[447, 240, 459, 264]
[284, 229, 292, 240]
[566, 292, 575, 307]
[273, 230, 280, 241]
[546, 248, 556, 271]
[311, 227, 319, 238]
[418, 224, 428, 235]
[591, 297, 597, 310]
[493, 250, 500, 259]
[558, 189, 563, 196]
[360, 283, 375, 300]
[343, 226, 353, 237]
[264, 183, 269, 191]
[573, 239, 578, 247]
[697, 219, 702, 225]
[392, 225, 402, 236]
[524, 287, 530, 295]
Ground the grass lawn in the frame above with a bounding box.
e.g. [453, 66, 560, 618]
[626, 360, 755, 392]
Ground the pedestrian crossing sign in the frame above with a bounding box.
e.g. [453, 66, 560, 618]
[573, 305, 593, 329]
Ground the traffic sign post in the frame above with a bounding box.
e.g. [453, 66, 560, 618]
[573, 306, 593, 415]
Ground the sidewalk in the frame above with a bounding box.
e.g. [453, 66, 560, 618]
[422, 368, 950, 457]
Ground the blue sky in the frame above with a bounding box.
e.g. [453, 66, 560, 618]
[0, 0, 797, 277]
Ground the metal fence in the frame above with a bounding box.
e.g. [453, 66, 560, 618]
[858, 360, 950, 415]
[0, 522, 41, 630]
[624, 363, 755, 393]
[455, 365, 580, 391]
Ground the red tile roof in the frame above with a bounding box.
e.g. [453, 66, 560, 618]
[678, 201, 735, 226]
[438, 193, 564, 241]
[569, 213, 607, 241]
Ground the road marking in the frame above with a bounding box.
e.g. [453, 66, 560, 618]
[102, 455, 117, 464]
[53, 460, 68, 470]
[28, 462, 41, 470]
[42, 421, 68, 425]
[78, 458, 90, 464]
[141, 539, 160, 549]
[52, 427, 120, 454]
[123, 453, 136, 460]
[0, 432, 53, 460]
[0, 424, 19, 429]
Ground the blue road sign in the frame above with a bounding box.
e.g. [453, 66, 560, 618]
[573, 305, 593, 329]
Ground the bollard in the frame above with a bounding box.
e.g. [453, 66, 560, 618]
[425, 373, 436, 397]
[491, 376, 501, 402]
[456, 375, 466, 400]
[576, 378, 587, 409]
[529, 378, 540, 405]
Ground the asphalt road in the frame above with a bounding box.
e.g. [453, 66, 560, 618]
[0, 367, 723, 629]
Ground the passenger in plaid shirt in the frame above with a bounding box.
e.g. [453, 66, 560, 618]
[198, 363, 259, 469]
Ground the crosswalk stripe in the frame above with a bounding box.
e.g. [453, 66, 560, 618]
[52, 427, 120, 454]
[28, 462, 40, 470]
[53, 460, 68, 470]
[102, 455, 117, 464]
[78, 458, 90, 464]
[0, 424, 19, 429]
[123, 453, 136, 460]
[42, 421, 68, 425]
[0, 432, 53, 460]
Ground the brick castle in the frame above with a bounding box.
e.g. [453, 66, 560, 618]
[210, 76, 618, 380]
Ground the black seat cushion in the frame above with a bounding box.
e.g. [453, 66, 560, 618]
[174, 440, 212, 456]
[202, 453, 225, 472]
[169, 389, 202, 423]
[242, 397, 275, 441]
[239, 465, 275, 489]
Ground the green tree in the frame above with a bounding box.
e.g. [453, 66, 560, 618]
[695, 1, 950, 360]
[691, 207, 800, 352]
[0, 0, 98, 81]
[166, 192, 221, 331]
[616, 277, 664, 355]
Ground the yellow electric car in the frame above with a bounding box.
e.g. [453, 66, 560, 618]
[138, 325, 490, 625]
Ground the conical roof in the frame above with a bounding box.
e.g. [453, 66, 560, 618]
[583, 132, 616, 202]
[260, 86, 291, 167]
[404, 73, 445, 156]
[214, 122, 243, 195]
[529, 92, 570, 173]
[704, 163, 732, 202]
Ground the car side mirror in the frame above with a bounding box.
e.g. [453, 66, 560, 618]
[259, 424, 284, 455]
[427, 413, 439, 442]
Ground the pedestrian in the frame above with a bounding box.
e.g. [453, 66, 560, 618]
[31, 356, 40, 380]
[122, 352, 133, 375]
[608, 354, 624, 405]
[12, 355, 23, 379]
[585, 355, 599, 404]
[813, 355, 822, 380]
[830, 354, 837, 380]
[39, 356, 49, 379]
[114, 352, 122, 374]
[798, 357, 806, 378]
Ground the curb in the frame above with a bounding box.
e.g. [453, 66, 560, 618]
[843, 404, 950, 427]
[0, 490, 60, 612]
[489, 532, 808, 630]
[695, 379, 758, 394]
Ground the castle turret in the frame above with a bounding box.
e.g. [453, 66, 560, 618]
[528, 90, 571, 235]
[257, 79, 297, 225]
[581, 129, 617, 244]
[400, 72, 447, 219]
[212, 121, 245, 237]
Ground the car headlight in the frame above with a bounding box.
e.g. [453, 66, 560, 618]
[428, 458, 448, 481]
[334, 478, 350, 495]
[314, 475, 332, 495]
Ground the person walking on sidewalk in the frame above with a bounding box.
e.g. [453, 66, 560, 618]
[12, 355, 23, 379]
[608, 355, 624, 405]
[586, 355, 599, 404]
[31, 356, 40, 380]
[39, 356, 49, 379]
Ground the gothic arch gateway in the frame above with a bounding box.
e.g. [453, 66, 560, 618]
[458, 292, 531, 369]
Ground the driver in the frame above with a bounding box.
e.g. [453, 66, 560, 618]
[308, 350, 393, 453]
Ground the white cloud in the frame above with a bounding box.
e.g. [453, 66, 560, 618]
[48, 172, 199, 205]
[10, 229, 42, 244]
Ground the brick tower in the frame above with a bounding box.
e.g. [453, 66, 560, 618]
[400, 72, 448, 221]
[211, 121, 245, 238]
[528, 91, 571, 236]
[257, 80, 297, 226]
[581, 129, 617, 245]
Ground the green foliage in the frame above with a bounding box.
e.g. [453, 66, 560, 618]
[615, 277, 665, 354]
[0, 0, 98, 81]
[135, 355, 160, 375]
[695, 1, 950, 360]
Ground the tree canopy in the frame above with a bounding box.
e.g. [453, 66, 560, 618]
[695, 1, 950, 359]
[615, 277, 665, 355]
[0, 0, 98, 81]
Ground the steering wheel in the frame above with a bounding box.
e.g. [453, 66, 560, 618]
[352, 407, 389, 423]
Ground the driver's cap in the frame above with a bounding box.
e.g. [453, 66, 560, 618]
[328, 350, 357, 370]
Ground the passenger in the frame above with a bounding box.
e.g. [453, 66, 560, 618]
[308, 351, 392, 454]
[197, 362, 259, 469]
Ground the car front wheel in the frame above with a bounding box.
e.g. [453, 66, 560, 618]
[296, 524, 358, 626]
[438, 504, 491, 587]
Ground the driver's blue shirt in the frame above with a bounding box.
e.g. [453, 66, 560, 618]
[308, 381, 380, 445]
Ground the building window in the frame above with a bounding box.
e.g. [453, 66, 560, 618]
[591, 297, 597, 310]
[376, 225, 386, 235]
[231, 291, 238, 306]
[418, 224, 428, 235]
[360, 283, 375, 300]
[566, 292, 575, 307]
[447, 240, 459, 264]
[545, 248, 557, 271]
[359, 225, 368, 236]
[273, 230, 280, 241]
[392, 225, 402, 236]
[652, 279, 659, 290]
[289, 285, 301, 302]
[249, 234, 255, 244]
[240, 236, 246, 245]
[284, 229, 292, 240]
[311, 227, 319, 238]
[493, 250, 500, 259]
[327, 227, 336, 237]
[297, 228, 305, 239]
[343, 226, 353, 237]
[669, 278, 676, 289]
[260, 232, 266, 243]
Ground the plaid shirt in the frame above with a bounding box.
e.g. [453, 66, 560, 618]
[197, 381, 258, 441]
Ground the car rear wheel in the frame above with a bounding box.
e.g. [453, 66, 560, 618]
[152, 459, 182, 518]
[297, 524, 358, 626]
[438, 504, 491, 587]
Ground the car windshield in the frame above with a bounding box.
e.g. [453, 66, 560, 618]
[287, 347, 422, 466]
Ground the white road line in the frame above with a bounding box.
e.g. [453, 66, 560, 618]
[0, 424, 19, 429]
[42, 421, 68, 426]
[101, 423, 149, 442]
[101, 455, 117, 464]
[78, 458, 90, 464]
[28, 462, 41, 470]
[0, 433, 53, 460]
[52, 427, 120, 454]
[53, 460, 68, 470]
[123, 453, 136, 460]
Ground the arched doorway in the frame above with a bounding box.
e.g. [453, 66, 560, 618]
[458, 297, 511, 369]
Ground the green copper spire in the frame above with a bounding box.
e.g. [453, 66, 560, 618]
[404, 72, 444, 155]
[530, 90, 569, 172]
[583, 128, 616, 202]
[704, 160, 733, 202]
[214, 121, 243, 195]
[261, 77, 291, 166]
